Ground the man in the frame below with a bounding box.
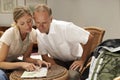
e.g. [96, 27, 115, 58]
[33, 4, 93, 80]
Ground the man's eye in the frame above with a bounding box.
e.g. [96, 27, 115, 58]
[36, 22, 40, 25]
[43, 22, 47, 25]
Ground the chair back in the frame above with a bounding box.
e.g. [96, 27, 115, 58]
[0, 31, 4, 37]
[84, 26, 105, 53]
[80, 26, 105, 79]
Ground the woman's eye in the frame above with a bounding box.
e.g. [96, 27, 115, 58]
[27, 19, 32, 23]
[20, 22, 24, 25]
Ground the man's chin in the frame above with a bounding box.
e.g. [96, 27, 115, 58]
[39, 30, 45, 33]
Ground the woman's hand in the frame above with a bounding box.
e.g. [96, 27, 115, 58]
[36, 60, 51, 68]
[20, 62, 37, 71]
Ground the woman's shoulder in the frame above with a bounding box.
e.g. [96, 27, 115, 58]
[0, 27, 15, 45]
[5, 27, 14, 31]
[30, 28, 36, 42]
[3, 27, 15, 35]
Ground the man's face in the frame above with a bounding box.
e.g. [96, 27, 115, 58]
[33, 11, 52, 34]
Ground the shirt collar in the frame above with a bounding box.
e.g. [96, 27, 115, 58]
[48, 20, 55, 35]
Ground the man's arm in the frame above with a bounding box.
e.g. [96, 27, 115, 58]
[70, 33, 93, 71]
[42, 54, 56, 65]
[80, 33, 93, 64]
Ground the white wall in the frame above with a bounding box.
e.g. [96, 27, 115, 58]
[0, 0, 120, 40]
[47, 0, 120, 40]
[0, 0, 24, 26]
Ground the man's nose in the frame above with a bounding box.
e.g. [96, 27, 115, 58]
[38, 23, 44, 27]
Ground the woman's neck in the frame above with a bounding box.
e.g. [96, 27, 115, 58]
[21, 32, 27, 41]
[19, 29, 27, 41]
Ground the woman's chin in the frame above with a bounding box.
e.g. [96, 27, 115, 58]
[26, 30, 32, 33]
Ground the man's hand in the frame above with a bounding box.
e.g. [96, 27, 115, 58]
[69, 60, 84, 72]
[36, 60, 51, 68]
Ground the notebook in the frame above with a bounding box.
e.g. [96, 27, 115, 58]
[21, 67, 48, 78]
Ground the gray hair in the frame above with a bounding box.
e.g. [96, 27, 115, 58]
[34, 4, 52, 16]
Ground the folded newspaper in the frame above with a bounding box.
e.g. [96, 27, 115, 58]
[21, 67, 48, 78]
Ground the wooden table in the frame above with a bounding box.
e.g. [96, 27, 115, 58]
[9, 65, 68, 80]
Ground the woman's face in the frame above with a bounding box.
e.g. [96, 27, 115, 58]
[16, 13, 33, 34]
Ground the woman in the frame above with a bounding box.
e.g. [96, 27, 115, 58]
[0, 6, 51, 80]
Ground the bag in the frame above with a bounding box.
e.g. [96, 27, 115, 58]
[91, 50, 120, 80]
[88, 39, 120, 80]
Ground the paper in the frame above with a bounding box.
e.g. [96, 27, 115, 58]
[21, 67, 48, 78]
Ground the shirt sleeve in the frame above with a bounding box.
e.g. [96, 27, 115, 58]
[36, 29, 48, 55]
[29, 28, 37, 43]
[0, 28, 14, 46]
[65, 22, 90, 44]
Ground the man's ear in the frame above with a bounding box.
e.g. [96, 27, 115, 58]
[50, 16, 53, 22]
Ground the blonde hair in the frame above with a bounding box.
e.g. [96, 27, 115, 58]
[13, 6, 32, 23]
[34, 4, 52, 16]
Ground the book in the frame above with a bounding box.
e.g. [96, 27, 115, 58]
[21, 67, 48, 78]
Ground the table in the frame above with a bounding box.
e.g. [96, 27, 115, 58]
[9, 65, 68, 80]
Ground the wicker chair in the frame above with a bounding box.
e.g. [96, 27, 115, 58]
[80, 26, 105, 79]
[84, 26, 105, 53]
